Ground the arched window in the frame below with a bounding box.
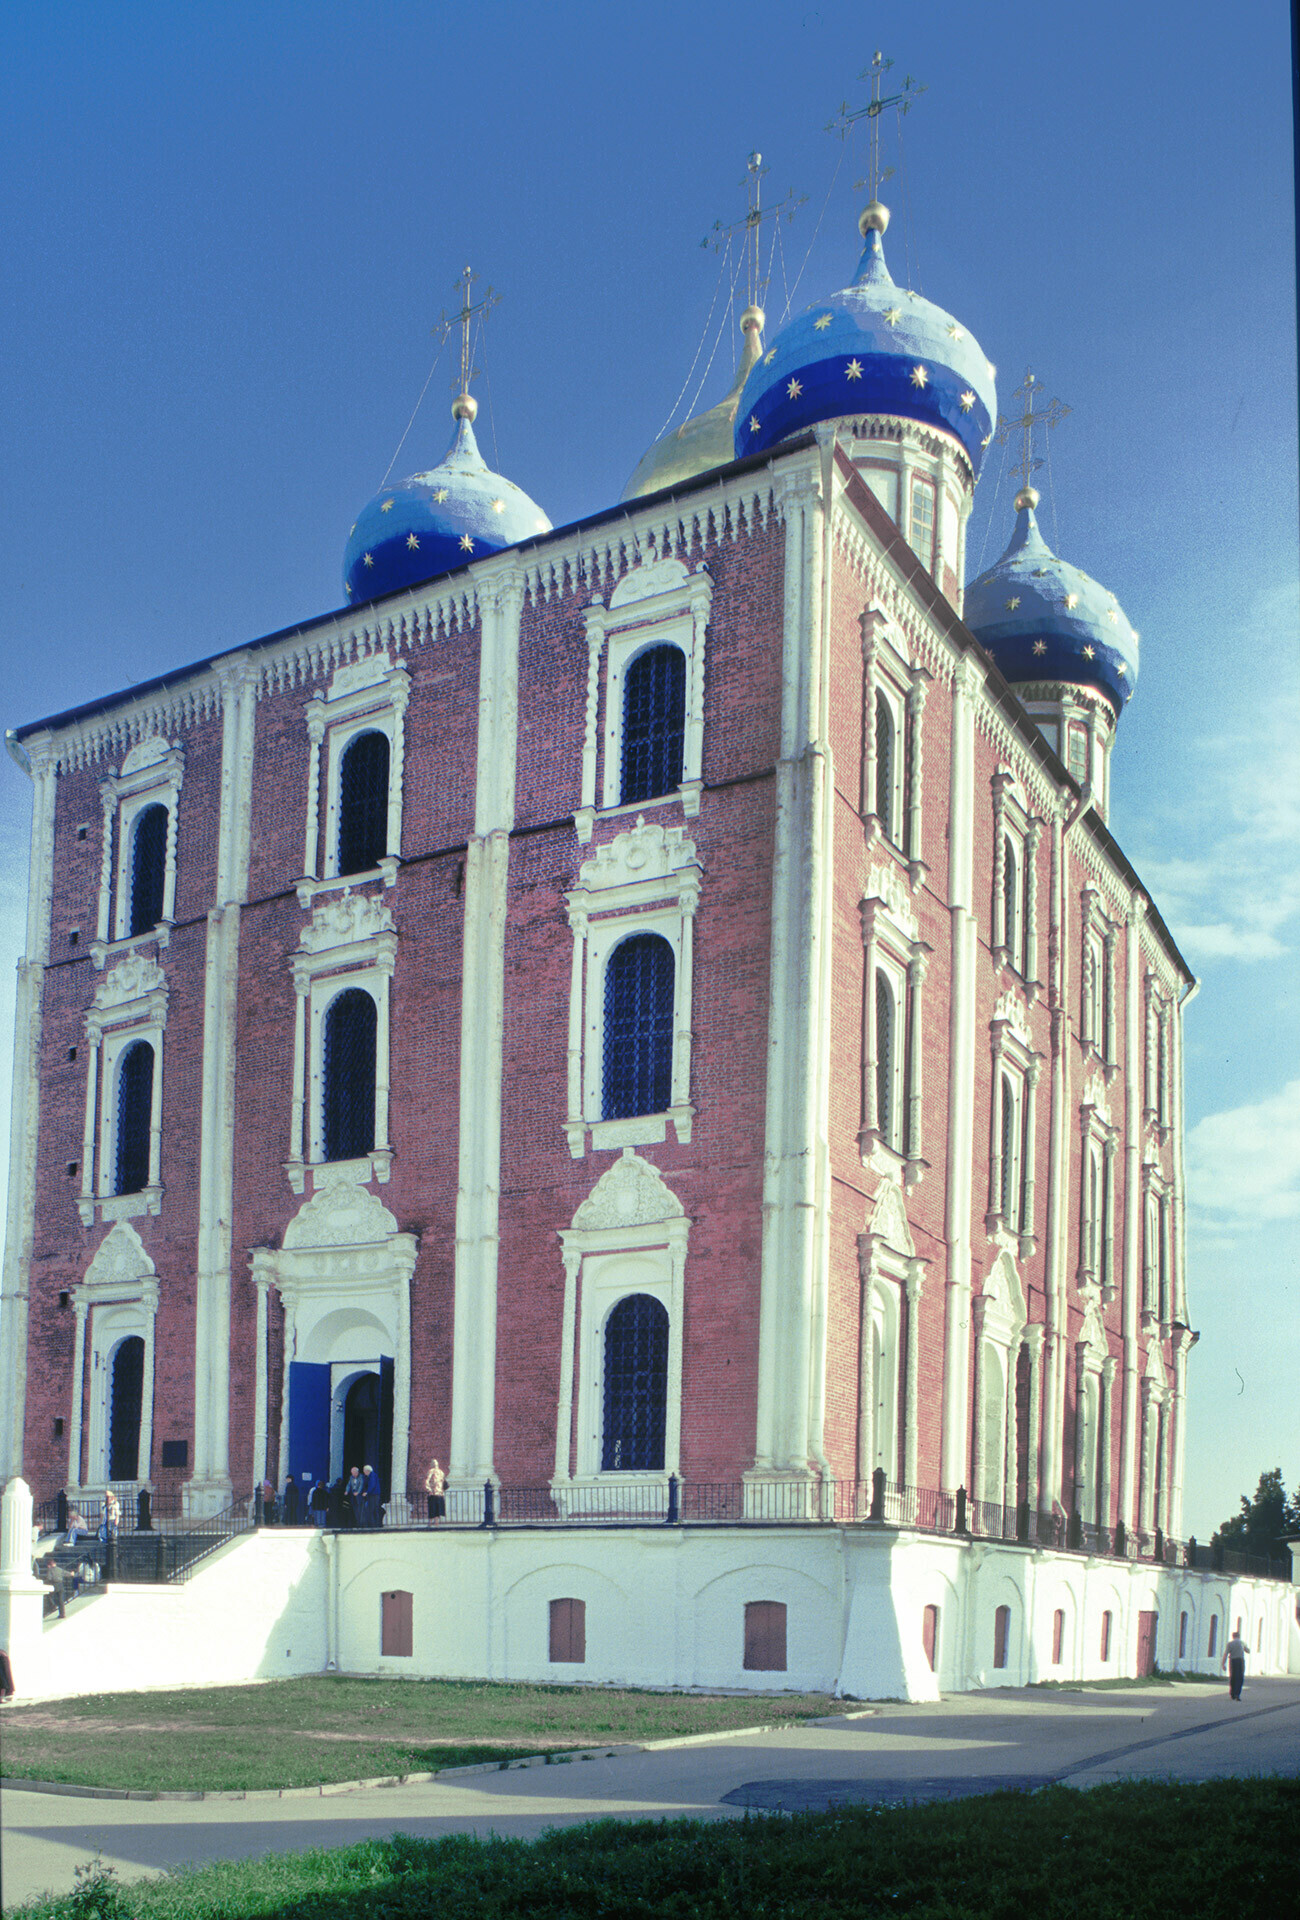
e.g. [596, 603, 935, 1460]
[620, 646, 685, 806]
[1051, 1607, 1065, 1665]
[999, 1073, 1019, 1228]
[322, 988, 377, 1161]
[993, 1604, 1011, 1669]
[602, 933, 674, 1120]
[129, 804, 168, 938]
[601, 1293, 668, 1471]
[337, 730, 390, 876]
[115, 1041, 154, 1195]
[108, 1335, 145, 1481]
[1101, 1610, 1113, 1661]
[875, 969, 898, 1151]
[874, 691, 896, 839]
[1002, 834, 1020, 967]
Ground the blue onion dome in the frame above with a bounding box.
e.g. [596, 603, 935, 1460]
[733, 201, 996, 474]
[965, 488, 1140, 713]
[343, 393, 551, 602]
[623, 304, 766, 501]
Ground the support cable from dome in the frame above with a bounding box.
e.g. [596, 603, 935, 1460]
[379, 343, 447, 489]
[650, 235, 736, 444]
[682, 247, 745, 422]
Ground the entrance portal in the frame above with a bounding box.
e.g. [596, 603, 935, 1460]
[108, 1336, 145, 1481]
[343, 1372, 378, 1475]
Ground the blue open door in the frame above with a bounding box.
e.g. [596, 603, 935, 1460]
[288, 1361, 332, 1489]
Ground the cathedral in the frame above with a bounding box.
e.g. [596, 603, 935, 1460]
[2, 118, 1292, 1698]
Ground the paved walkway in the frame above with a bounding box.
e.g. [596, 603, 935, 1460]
[4, 1679, 1298, 1911]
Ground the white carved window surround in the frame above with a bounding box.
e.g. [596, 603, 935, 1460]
[285, 890, 397, 1194]
[1077, 1075, 1119, 1301]
[564, 816, 701, 1158]
[991, 770, 1042, 991]
[553, 1149, 688, 1497]
[1144, 972, 1172, 1135]
[857, 1182, 927, 1495]
[1080, 889, 1117, 1070]
[91, 736, 183, 968]
[972, 1251, 1027, 1511]
[860, 607, 927, 884]
[1138, 1346, 1171, 1536]
[1141, 1169, 1173, 1329]
[301, 654, 408, 901]
[1072, 1307, 1114, 1530]
[859, 865, 929, 1186]
[79, 953, 168, 1227]
[985, 993, 1042, 1259]
[66, 1221, 160, 1492]
[576, 554, 711, 844]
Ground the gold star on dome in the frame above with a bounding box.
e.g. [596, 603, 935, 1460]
[1033, 640, 1047, 655]
[764, 349, 777, 365]
[1083, 644, 1096, 659]
[380, 499, 396, 513]
[813, 314, 832, 331]
[959, 390, 976, 411]
[787, 377, 803, 398]
[981, 434, 992, 448]
[363, 553, 374, 568]
[749, 414, 761, 432]
[433, 488, 449, 503]
[905, 289, 919, 301]
[947, 324, 965, 341]
[883, 306, 903, 326]
[459, 534, 474, 552]
[1116, 662, 1127, 676]
[1065, 592, 1079, 609]
[345, 583, 353, 596]
[910, 365, 929, 388]
[845, 359, 863, 380]
[1006, 596, 1021, 610]
[349, 523, 356, 536]
[491, 499, 505, 513]
[406, 533, 419, 549]
[1105, 608, 1118, 623]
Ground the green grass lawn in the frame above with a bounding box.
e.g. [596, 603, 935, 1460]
[0, 1677, 838, 1793]
[15, 1778, 1300, 1919]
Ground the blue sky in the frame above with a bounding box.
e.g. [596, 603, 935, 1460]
[1, 0, 1296, 1537]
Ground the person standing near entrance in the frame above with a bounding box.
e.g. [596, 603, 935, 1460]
[425, 1457, 446, 1525]
[1222, 1627, 1248, 1700]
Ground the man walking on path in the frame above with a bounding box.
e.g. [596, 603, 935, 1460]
[1222, 1628, 1248, 1700]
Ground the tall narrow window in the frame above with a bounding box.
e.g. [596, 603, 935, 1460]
[1207, 1615, 1218, 1658]
[115, 1041, 154, 1196]
[1101, 1610, 1113, 1662]
[108, 1335, 145, 1481]
[1052, 1608, 1065, 1665]
[1002, 835, 1020, 969]
[908, 475, 935, 574]
[993, 1604, 1010, 1669]
[601, 1293, 668, 1471]
[874, 691, 896, 840]
[129, 804, 168, 938]
[875, 970, 898, 1152]
[1178, 1612, 1188, 1659]
[602, 933, 674, 1120]
[999, 1073, 1020, 1229]
[322, 988, 377, 1162]
[337, 730, 390, 876]
[620, 645, 685, 806]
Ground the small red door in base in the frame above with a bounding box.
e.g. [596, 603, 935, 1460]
[1136, 1609, 1158, 1676]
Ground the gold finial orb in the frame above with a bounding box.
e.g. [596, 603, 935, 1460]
[1015, 485, 1040, 511]
[859, 200, 890, 236]
[452, 391, 478, 422]
[740, 304, 765, 334]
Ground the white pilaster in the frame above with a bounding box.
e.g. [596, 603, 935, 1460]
[1121, 901, 1145, 1527]
[553, 1249, 581, 1482]
[940, 656, 978, 1491]
[67, 1300, 89, 1487]
[252, 1273, 270, 1489]
[450, 569, 523, 1488]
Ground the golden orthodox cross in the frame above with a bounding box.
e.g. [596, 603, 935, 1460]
[827, 51, 927, 203]
[702, 152, 805, 311]
[996, 369, 1072, 489]
[435, 265, 501, 400]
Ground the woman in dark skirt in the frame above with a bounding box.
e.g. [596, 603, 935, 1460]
[425, 1457, 447, 1525]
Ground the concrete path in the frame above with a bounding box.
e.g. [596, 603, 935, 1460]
[4, 1679, 1298, 1911]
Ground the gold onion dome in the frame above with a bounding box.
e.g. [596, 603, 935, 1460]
[622, 304, 767, 502]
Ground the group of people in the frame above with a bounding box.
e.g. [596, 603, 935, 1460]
[260, 1466, 385, 1528]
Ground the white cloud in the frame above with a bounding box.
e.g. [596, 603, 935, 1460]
[1188, 1076, 1300, 1223]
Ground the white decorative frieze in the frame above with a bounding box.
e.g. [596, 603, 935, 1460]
[571, 1148, 684, 1230]
[328, 652, 393, 701]
[608, 553, 691, 608]
[863, 862, 919, 942]
[282, 1168, 400, 1250]
[991, 991, 1033, 1051]
[866, 1178, 915, 1258]
[576, 817, 700, 899]
[94, 953, 167, 1011]
[299, 889, 396, 954]
[81, 1219, 157, 1296]
[120, 735, 173, 776]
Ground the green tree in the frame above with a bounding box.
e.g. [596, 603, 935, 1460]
[1211, 1468, 1295, 1559]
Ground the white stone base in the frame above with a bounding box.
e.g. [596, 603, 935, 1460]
[5, 1524, 1295, 1704]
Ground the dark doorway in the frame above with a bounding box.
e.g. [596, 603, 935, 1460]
[108, 1336, 145, 1481]
[342, 1372, 379, 1477]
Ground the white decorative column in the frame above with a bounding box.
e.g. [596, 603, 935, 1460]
[1024, 1323, 1045, 1514]
[0, 734, 57, 1482]
[941, 657, 979, 1491]
[302, 712, 325, 877]
[1100, 1353, 1118, 1530]
[1120, 901, 1146, 1530]
[251, 1270, 271, 1488]
[190, 656, 257, 1514]
[276, 1287, 296, 1493]
[553, 1249, 581, 1482]
[904, 947, 928, 1181]
[904, 1261, 924, 1488]
[450, 568, 524, 1489]
[392, 1247, 412, 1499]
[753, 456, 831, 1481]
[138, 1279, 160, 1481]
[67, 1299, 89, 1487]
[671, 875, 699, 1115]
[1003, 1336, 1021, 1514]
[0, 1479, 46, 1695]
[1168, 1327, 1196, 1538]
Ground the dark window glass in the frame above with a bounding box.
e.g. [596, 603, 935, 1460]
[743, 1600, 788, 1672]
[603, 933, 674, 1120]
[337, 731, 390, 876]
[129, 804, 168, 937]
[620, 646, 685, 805]
[999, 1074, 1017, 1226]
[875, 691, 895, 837]
[115, 1041, 154, 1195]
[323, 989, 377, 1161]
[601, 1293, 668, 1472]
[875, 970, 895, 1149]
[1002, 835, 1018, 963]
[108, 1336, 145, 1480]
